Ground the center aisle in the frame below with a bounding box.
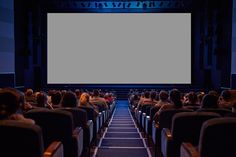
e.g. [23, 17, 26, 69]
[93, 100, 152, 157]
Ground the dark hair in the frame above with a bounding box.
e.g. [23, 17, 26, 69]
[133, 94, 139, 100]
[221, 90, 231, 101]
[188, 92, 197, 104]
[61, 91, 77, 107]
[144, 91, 150, 98]
[0, 89, 21, 119]
[170, 89, 182, 108]
[75, 89, 81, 97]
[93, 89, 99, 97]
[25, 89, 33, 97]
[36, 92, 47, 107]
[201, 94, 218, 108]
[51, 91, 62, 105]
[208, 90, 219, 98]
[150, 91, 157, 101]
[159, 90, 169, 101]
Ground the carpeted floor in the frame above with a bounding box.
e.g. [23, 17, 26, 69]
[93, 100, 151, 157]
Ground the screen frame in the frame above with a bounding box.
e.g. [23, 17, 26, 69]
[42, 9, 193, 88]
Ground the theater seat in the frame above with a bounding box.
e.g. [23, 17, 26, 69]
[58, 108, 93, 155]
[146, 106, 161, 137]
[161, 112, 220, 157]
[25, 108, 83, 157]
[0, 120, 64, 157]
[180, 118, 236, 157]
[78, 106, 99, 143]
[197, 108, 231, 116]
[152, 109, 193, 157]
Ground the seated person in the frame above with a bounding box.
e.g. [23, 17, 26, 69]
[90, 89, 108, 111]
[154, 89, 183, 122]
[79, 92, 99, 114]
[0, 88, 35, 124]
[155, 90, 170, 107]
[184, 91, 199, 106]
[199, 94, 218, 109]
[25, 88, 36, 103]
[51, 91, 62, 108]
[158, 89, 183, 113]
[35, 91, 53, 109]
[137, 91, 156, 110]
[218, 90, 234, 109]
[61, 91, 78, 108]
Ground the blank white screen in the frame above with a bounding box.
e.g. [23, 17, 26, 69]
[47, 13, 191, 84]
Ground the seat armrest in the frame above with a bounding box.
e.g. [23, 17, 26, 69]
[44, 141, 64, 157]
[72, 127, 83, 157]
[181, 143, 200, 157]
[161, 128, 173, 157]
[145, 116, 150, 134]
[87, 120, 94, 143]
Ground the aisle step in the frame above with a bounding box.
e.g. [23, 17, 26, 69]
[93, 100, 151, 157]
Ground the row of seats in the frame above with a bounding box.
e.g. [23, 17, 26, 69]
[131, 103, 236, 157]
[0, 101, 116, 157]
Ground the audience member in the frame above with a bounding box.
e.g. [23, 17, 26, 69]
[51, 91, 62, 107]
[79, 92, 99, 114]
[155, 90, 170, 107]
[158, 89, 183, 113]
[25, 88, 36, 103]
[184, 92, 198, 106]
[218, 90, 233, 109]
[61, 91, 78, 108]
[200, 94, 218, 109]
[90, 89, 108, 111]
[36, 91, 53, 109]
[0, 88, 34, 124]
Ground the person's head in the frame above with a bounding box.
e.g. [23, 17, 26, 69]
[169, 89, 182, 108]
[0, 88, 21, 119]
[93, 89, 100, 97]
[197, 92, 205, 104]
[150, 91, 157, 101]
[133, 94, 139, 100]
[208, 90, 219, 98]
[25, 89, 33, 97]
[201, 94, 218, 108]
[159, 90, 169, 101]
[36, 92, 48, 107]
[79, 93, 90, 106]
[220, 90, 231, 101]
[144, 91, 150, 99]
[75, 89, 81, 98]
[61, 91, 77, 108]
[51, 91, 62, 105]
[188, 92, 198, 104]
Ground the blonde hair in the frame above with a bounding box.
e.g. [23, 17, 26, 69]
[79, 93, 89, 106]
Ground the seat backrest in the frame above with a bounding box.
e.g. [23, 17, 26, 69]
[0, 120, 44, 157]
[197, 108, 231, 116]
[25, 108, 73, 151]
[78, 106, 96, 122]
[58, 108, 88, 128]
[171, 112, 221, 146]
[141, 104, 153, 113]
[145, 105, 153, 116]
[150, 106, 161, 121]
[159, 109, 193, 129]
[199, 118, 236, 157]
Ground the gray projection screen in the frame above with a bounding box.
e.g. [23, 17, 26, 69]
[47, 13, 191, 84]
